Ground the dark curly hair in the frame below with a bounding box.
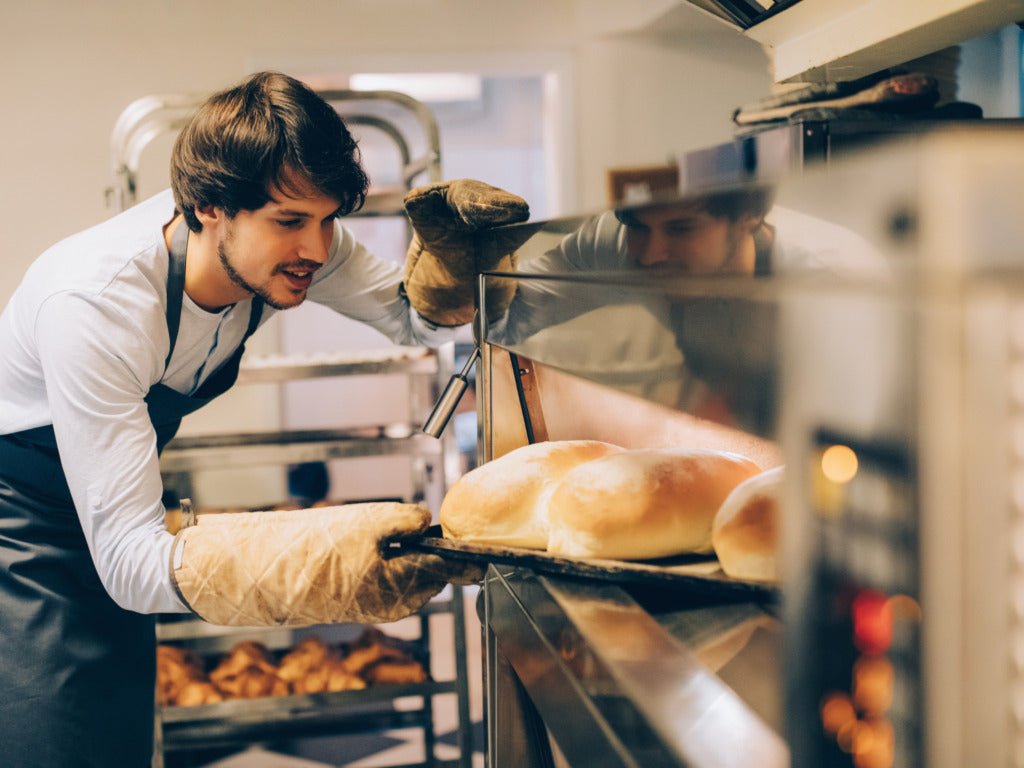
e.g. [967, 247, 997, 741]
[615, 183, 775, 228]
[171, 71, 369, 231]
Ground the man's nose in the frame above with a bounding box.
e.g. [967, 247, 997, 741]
[297, 227, 330, 264]
[636, 232, 670, 267]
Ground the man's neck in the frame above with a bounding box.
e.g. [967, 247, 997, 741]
[164, 215, 245, 312]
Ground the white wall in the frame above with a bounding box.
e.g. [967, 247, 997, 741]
[959, 26, 1023, 118]
[0, 0, 768, 306]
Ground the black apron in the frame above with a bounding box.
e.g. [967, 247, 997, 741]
[0, 221, 263, 767]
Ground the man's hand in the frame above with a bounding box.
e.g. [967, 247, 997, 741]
[170, 503, 480, 626]
[403, 179, 529, 327]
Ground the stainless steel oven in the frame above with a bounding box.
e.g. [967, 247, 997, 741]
[466, 123, 1024, 767]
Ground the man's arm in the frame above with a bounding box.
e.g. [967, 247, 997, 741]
[34, 291, 187, 614]
[492, 211, 628, 345]
[35, 291, 478, 626]
[306, 222, 456, 346]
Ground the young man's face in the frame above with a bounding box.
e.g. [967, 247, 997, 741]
[620, 203, 754, 274]
[214, 176, 341, 310]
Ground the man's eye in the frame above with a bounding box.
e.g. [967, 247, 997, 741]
[667, 224, 698, 235]
[278, 219, 303, 229]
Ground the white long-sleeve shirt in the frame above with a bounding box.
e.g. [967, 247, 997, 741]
[0, 189, 453, 614]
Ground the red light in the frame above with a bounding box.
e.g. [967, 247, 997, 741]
[852, 590, 893, 656]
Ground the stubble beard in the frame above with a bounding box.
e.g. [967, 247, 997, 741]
[721, 222, 745, 273]
[217, 233, 299, 311]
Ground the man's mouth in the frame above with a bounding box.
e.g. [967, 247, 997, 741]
[278, 266, 316, 291]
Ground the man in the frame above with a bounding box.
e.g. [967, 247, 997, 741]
[0, 71, 525, 766]
[497, 183, 884, 340]
[488, 184, 885, 430]
[614, 186, 775, 274]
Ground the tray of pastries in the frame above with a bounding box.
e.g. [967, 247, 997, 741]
[157, 628, 430, 713]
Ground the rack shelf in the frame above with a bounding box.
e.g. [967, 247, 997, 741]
[160, 428, 440, 472]
[236, 348, 436, 384]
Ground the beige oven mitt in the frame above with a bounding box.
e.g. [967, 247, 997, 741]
[403, 179, 530, 327]
[170, 503, 476, 626]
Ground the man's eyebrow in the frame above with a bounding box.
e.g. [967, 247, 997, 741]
[616, 211, 644, 228]
[270, 206, 343, 219]
[271, 208, 313, 218]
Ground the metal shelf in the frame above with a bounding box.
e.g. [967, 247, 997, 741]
[237, 348, 437, 384]
[160, 683, 452, 752]
[358, 187, 410, 217]
[157, 595, 461, 643]
[108, 88, 441, 212]
[159, 428, 442, 472]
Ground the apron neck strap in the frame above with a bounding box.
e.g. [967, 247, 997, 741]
[164, 219, 189, 368]
[163, 219, 266, 365]
[753, 222, 774, 277]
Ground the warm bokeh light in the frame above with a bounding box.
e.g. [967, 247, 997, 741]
[853, 590, 893, 656]
[821, 692, 857, 734]
[853, 657, 894, 716]
[822, 444, 859, 484]
[886, 594, 923, 623]
[852, 719, 895, 768]
[837, 719, 862, 753]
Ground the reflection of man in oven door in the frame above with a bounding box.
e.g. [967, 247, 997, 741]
[492, 186, 885, 423]
[616, 187, 776, 275]
[511, 184, 884, 289]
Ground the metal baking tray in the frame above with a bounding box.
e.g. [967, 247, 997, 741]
[385, 525, 778, 603]
[161, 680, 452, 725]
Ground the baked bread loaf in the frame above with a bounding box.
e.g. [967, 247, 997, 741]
[209, 641, 288, 699]
[546, 448, 761, 560]
[174, 680, 224, 707]
[364, 659, 428, 685]
[440, 440, 624, 549]
[711, 465, 782, 582]
[156, 645, 205, 706]
[296, 659, 367, 694]
[277, 637, 336, 685]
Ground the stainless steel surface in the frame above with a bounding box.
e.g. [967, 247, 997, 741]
[471, 121, 1024, 767]
[774, 127, 1024, 767]
[483, 566, 788, 768]
[422, 347, 480, 438]
[475, 179, 794, 768]
[682, 118, 1024, 187]
[159, 428, 441, 472]
[507, 353, 549, 444]
[108, 88, 441, 213]
[477, 341, 495, 467]
[478, 257, 780, 438]
[668, 0, 1024, 83]
[396, 525, 778, 601]
[161, 682, 454, 726]
[236, 348, 437, 384]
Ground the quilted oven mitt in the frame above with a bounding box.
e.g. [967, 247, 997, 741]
[403, 179, 530, 327]
[170, 503, 478, 626]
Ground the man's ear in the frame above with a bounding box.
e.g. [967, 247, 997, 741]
[738, 212, 765, 235]
[194, 204, 222, 230]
